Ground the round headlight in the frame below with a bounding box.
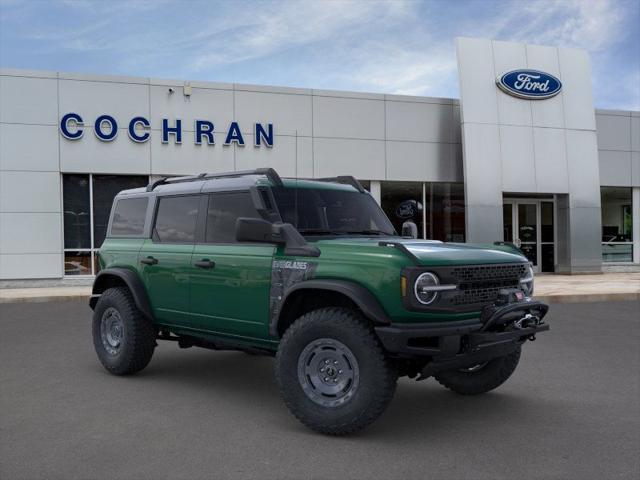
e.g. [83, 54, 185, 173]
[414, 272, 440, 305]
[519, 263, 534, 296]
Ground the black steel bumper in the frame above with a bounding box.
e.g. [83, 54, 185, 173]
[375, 299, 549, 375]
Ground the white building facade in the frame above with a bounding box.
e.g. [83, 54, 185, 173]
[0, 37, 638, 281]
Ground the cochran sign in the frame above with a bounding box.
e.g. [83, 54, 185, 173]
[496, 69, 562, 100]
[59, 113, 274, 147]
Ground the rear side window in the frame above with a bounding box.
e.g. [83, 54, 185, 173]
[153, 195, 200, 243]
[110, 197, 148, 236]
[206, 192, 260, 243]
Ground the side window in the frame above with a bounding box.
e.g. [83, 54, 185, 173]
[153, 195, 200, 243]
[110, 197, 148, 236]
[206, 192, 260, 243]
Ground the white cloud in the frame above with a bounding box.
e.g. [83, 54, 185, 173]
[187, 1, 413, 72]
[493, 0, 626, 51]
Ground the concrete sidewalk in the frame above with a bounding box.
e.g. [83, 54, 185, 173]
[533, 273, 640, 303]
[0, 286, 91, 304]
[1, 273, 638, 304]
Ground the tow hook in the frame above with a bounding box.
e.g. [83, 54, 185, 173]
[514, 313, 541, 329]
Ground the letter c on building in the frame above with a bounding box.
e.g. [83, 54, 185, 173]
[128, 116, 150, 143]
[94, 115, 118, 142]
[60, 113, 84, 140]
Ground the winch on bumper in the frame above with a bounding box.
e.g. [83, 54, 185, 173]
[375, 289, 549, 378]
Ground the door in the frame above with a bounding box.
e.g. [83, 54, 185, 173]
[138, 194, 201, 327]
[189, 191, 275, 340]
[517, 203, 538, 269]
[503, 200, 556, 273]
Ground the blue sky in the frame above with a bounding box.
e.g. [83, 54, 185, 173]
[1, 0, 638, 109]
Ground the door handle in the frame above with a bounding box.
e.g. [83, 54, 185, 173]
[140, 256, 158, 265]
[194, 259, 215, 269]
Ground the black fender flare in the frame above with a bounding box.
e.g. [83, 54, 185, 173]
[273, 279, 391, 337]
[89, 268, 154, 321]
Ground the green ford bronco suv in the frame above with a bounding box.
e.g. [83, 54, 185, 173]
[90, 168, 549, 435]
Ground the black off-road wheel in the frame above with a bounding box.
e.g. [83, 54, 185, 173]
[434, 346, 522, 395]
[275, 307, 398, 436]
[92, 287, 157, 375]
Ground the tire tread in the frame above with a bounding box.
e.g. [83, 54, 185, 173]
[275, 307, 397, 435]
[92, 287, 156, 375]
[434, 347, 521, 395]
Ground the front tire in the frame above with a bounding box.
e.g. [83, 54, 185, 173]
[92, 287, 156, 375]
[434, 346, 521, 395]
[275, 307, 397, 435]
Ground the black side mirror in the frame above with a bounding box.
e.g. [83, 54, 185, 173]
[236, 218, 320, 257]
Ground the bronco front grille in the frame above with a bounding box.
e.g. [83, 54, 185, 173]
[403, 262, 529, 313]
[443, 263, 526, 308]
[450, 264, 527, 283]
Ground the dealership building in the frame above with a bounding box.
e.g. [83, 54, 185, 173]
[0, 37, 638, 281]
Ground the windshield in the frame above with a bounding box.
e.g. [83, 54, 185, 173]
[271, 186, 397, 236]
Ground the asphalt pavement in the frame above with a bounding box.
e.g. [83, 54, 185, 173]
[1, 300, 638, 480]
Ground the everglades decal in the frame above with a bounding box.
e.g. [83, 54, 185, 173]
[272, 260, 309, 270]
[496, 69, 562, 100]
[269, 260, 317, 335]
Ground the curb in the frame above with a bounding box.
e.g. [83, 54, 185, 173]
[534, 292, 640, 304]
[0, 294, 90, 304]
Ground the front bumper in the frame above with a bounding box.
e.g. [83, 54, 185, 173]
[375, 298, 549, 374]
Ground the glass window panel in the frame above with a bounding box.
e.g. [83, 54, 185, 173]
[63, 175, 91, 249]
[520, 243, 538, 265]
[503, 204, 513, 242]
[541, 202, 554, 243]
[110, 197, 148, 236]
[153, 195, 200, 243]
[623, 205, 632, 238]
[64, 251, 92, 276]
[601, 187, 633, 262]
[381, 182, 424, 238]
[93, 175, 148, 247]
[602, 244, 633, 262]
[601, 187, 632, 242]
[430, 183, 466, 242]
[518, 204, 537, 242]
[273, 187, 395, 235]
[206, 192, 261, 243]
[541, 244, 555, 273]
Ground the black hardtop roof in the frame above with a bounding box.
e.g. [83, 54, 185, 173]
[116, 168, 366, 197]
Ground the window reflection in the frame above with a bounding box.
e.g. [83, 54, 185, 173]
[380, 181, 465, 242]
[601, 187, 633, 263]
[62, 174, 149, 276]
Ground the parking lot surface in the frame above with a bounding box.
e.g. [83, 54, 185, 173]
[1, 300, 638, 480]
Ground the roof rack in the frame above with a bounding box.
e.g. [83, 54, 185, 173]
[315, 176, 366, 193]
[146, 168, 283, 192]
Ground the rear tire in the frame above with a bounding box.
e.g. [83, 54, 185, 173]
[275, 307, 397, 435]
[92, 287, 156, 375]
[434, 346, 521, 395]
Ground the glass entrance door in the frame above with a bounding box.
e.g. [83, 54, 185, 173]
[518, 203, 538, 268]
[503, 200, 555, 273]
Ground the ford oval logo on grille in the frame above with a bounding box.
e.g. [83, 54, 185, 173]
[496, 69, 562, 100]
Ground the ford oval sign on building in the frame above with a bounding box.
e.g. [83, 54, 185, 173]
[496, 69, 562, 99]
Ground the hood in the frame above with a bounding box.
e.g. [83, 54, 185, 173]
[313, 237, 526, 266]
